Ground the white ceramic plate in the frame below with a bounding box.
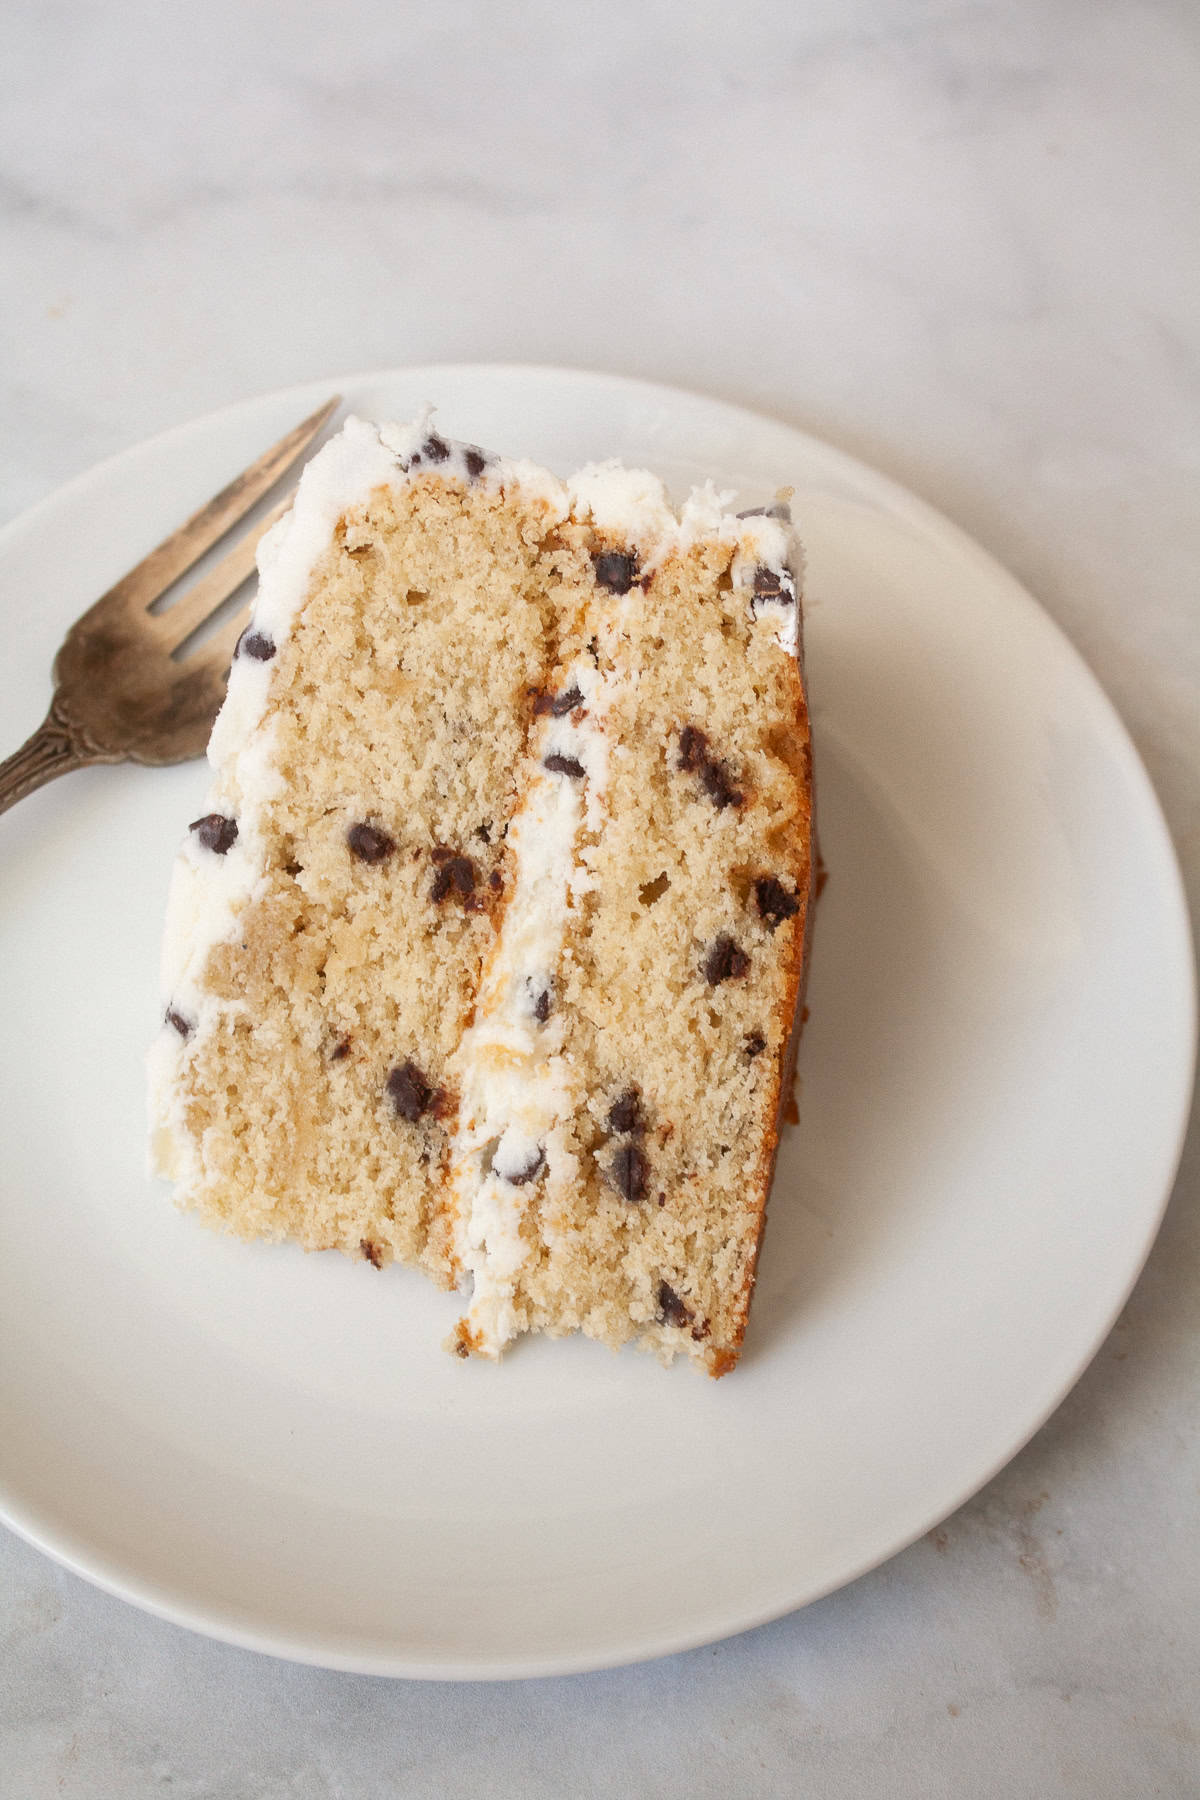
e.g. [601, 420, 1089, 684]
[0, 367, 1193, 1679]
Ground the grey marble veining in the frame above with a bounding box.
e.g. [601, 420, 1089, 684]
[2, 1, 1198, 1794]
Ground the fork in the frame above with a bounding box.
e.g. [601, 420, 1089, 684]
[0, 396, 341, 819]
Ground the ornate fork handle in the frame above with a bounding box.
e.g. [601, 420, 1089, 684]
[0, 693, 114, 818]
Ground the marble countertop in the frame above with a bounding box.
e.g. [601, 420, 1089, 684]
[2, 1, 1197, 1794]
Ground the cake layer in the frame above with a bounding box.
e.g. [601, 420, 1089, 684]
[445, 485, 812, 1372]
[149, 419, 573, 1283]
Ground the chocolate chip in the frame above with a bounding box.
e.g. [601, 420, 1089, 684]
[608, 1142, 648, 1203]
[744, 1031, 766, 1059]
[606, 1087, 643, 1136]
[677, 725, 707, 773]
[592, 550, 639, 594]
[165, 1007, 193, 1039]
[531, 684, 585, 718]
[703, 935, 750, 985]
[753, 564, 795, 601]
[422, 434, 450, 462]
[700, 760, 742, 810]
[236, 628, 276, 661]
[475, 822, 492, 844]
[543, 753, 586, 779]
[360, 1239, 383, 1268]
[330, 1036, 352, 1062]
[505, 1147, 545, 1187]
[190, 813, 238, 855]
[464, 447, 486, 480]
[488, 870, 503, 891]
[532, 986, 552, 1023]
[657, 1281, 693, 1328]
[754, 875, 799, 930]
[347, 822, 396, 864]
[676, 727, 743, 810]
[430, 851, 477, 903]
[387, 1059, 434, 1122]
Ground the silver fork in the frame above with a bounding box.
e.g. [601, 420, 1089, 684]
[0, 396, 340, 818]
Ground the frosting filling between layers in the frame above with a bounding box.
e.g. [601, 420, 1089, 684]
[446, 659, 611, 1354]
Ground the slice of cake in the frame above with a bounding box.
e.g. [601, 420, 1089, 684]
[149, 412, 814, 1374]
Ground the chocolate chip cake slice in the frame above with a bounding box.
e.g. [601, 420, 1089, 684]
[150, 413, 813, 1374]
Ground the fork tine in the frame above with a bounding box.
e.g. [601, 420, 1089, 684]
[156, 495, 293, 653]
[99, 395, 340, 617]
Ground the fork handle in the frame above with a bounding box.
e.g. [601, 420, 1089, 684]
[0, 692, 111, 818]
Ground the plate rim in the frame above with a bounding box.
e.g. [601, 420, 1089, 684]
[0, 362, 1194, 1680]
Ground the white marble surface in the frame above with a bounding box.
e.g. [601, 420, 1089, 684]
[2, 0, 1198, 1793]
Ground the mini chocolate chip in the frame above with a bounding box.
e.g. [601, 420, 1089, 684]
[464, 447, 486, 479]
[387, 1059, 434, 1122]
[657, 1281, 693, 1329]
[549, 684, 584, 717]
[543, 753, 586, 779]
[676, 727, 742, 809]
[592, 549, 639, 594]
[347, 822, 396, 864]
[744, 1031, 767, 1059]
[430, 852, 477, 903]
[606, 1087, 643, 1136]
[360, 1239, 383, 1268]
[608, 1142, 648, 1203]
[488, 870, 503, 891]
[532, 986, 552, 1023]
[190, 813, 238, 855]
[753, 564, 794, 601]
[700, 760, 742, 810]
[475, 822, 492, 844]
[330, 1036, 352, 1062]
[532, 684, 585, 718]
[422, 434, 450, 462]
[677, 725, 707, 773]
[754, 875, 800, 930]
[166, 1007, 193, 1039]
[506, 1147, 545, 1187]
[704, 935, 750, 985]
[236, 628, 276, 661]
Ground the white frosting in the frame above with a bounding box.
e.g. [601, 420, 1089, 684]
[148, 413, 805, 1320]
[446, 660, 606, 1354]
